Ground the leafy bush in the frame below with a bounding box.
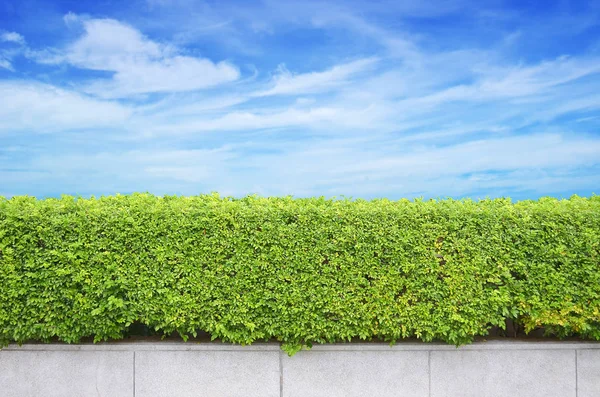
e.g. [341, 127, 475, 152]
[1, 194, 599, 354]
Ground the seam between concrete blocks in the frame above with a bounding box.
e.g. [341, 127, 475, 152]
[575, 349, 578, 397]
[428, 350, 432, 397]
[133, 351, 136, 397]
[279, 350, 283, 397]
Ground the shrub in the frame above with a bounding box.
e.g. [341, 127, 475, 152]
[1, 193, 599, 354]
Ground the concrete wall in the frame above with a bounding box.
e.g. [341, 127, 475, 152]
[1, 341, 599, 396]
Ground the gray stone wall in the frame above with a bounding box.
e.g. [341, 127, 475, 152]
[1, 341, 599, 396]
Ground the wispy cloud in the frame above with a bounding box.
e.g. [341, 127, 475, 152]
[253, 58, 379, 97]
[0, 81, 132, 133]
[0, 59, 13, 71]
[1, 31, 25, 45]
[0, 31, 26, 71]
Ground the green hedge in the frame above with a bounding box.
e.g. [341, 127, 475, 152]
[1, 194, 599, 354]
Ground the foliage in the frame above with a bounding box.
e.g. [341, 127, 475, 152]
[1, 193, 599, 354]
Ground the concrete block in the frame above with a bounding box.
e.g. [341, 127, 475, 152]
[281, 350, 429, 397]
[578, 349, 600, 397]
[134, 350, 280, 397]
[0, 350, 133, 397]
[430, 349, 576, 397]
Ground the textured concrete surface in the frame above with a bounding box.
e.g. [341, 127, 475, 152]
[135, 350, 280, 397]
[430, 349, 577, 397]
[282, 350, 429, 397]
[0, 350, 133, 397]
[1, 341, 599, 397]
[578, 349, 600, 397]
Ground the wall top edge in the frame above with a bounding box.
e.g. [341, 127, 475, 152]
[3, 340, 600, 352]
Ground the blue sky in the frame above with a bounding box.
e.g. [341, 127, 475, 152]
[1, 0, 599, 200]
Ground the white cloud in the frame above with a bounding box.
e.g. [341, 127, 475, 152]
[35, 16, 240, 98]
[295, 97, 316, 106]
[142, 103, 393, 136]
[141, 148, 236, 182]
[408, 55, 600, 107]
[145, 0, 177, 7]
[0, 81, 132, 132]
[477, 56, 600, 96]
[0, 58, 14, 71]
[144, 107, 340, 134]
[9, 147, 238, 195]
[63, 11, 82, 26]
[0, 31, 25, 45]
[136, 94, 248, 118]
[0, 31, 26, 71]
[309, 9, 421, 59]
[254, 58, 379, 96]
[525, 95, 600, 123]
[335, 134, 600, 177]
